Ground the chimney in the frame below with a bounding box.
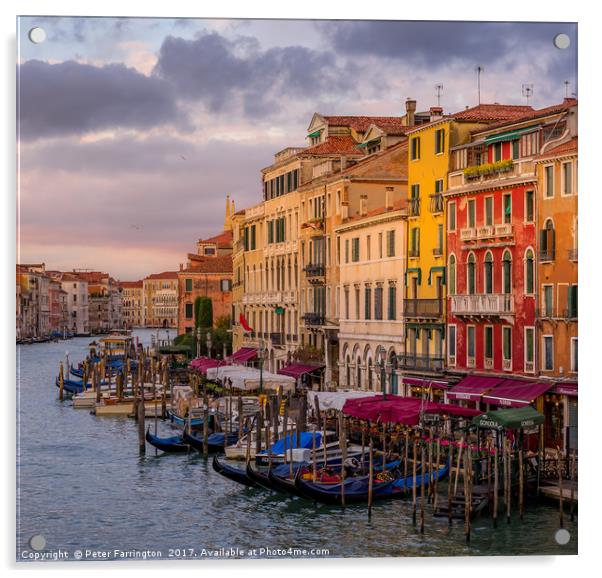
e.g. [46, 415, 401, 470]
[179, 263, 184, 271]
[359, 195, 368, 216]
[405, 98, 417, 126]
[340, 155, 347, 171]
[385, 187, 394, 210]
[429, 106, 443, 121]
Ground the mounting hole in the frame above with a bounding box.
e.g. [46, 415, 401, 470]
[28, 27, 46, 44]
[554, 528, 571, 545]
[29, 534, 46, 551]
[553, 34, 570, 50]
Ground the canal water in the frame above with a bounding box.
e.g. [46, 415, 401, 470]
[16, 329, 577, 561]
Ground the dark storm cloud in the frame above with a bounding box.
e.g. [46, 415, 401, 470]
[321, 20, 577, 68]
[18, 59, 186, 140]
[153, 31, 357, 117]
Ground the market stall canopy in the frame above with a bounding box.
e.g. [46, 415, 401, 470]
[482, 379, 553, 408]
[446, 375, 506, 402]
[342, 395, 480, 424]
[278, 363, 325, 380]
[190, 357, 228, 374]
[472, 406, 544, 430]
[402, 377, 450, 390]
[553, 382, 578, 397]
[226, 347, 257, 364]
[308, 390, 380, 413]
[205, 365, 295, 393]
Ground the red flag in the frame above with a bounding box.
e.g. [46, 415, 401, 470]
[239, 313, 253, 332]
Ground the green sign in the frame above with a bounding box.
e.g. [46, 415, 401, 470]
[274, 306, 285, 315]
[472, 406, 544, 430]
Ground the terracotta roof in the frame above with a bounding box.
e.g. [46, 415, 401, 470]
[451, 103, 535, 122]
[537, 137, 578, 159]
[472, 99, 577, 134]
[180, 254, 233, 274]
[70, 271, 109, 283]
[300, 135, 363, 156]
[340, 198, 408, 225]
[144, 271, 179, 280]
[198, 229, 233, 247]
[323, 115, 405, 133]
[119, 280, 143, 288]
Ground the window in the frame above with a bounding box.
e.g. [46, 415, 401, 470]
[448, 255, 456, 295]
[364, 286, 372, 320]
[485, 196, 493, 226]
[485, 326, 493, 360]
[366, 235, 371, 260]
[435, 129, 445, 154]
[435, 179, 444, 193]
[502, 250, 512, 294]
[503, 193, 512, 224]
[267, 221, 274, 244]
[220, 279, 232, 292]
[543, 285, 553, 317]
[436, 224, 443, 254]
[374, 285, 383, 320]
[562, 162, 573, 195]
[448, 325, 456, 360]
[543, 336, 554, 370]
[467, 199, 476, 228]
[386, 230, 395, 257]
[185, 278, 193, 292]
[467, 326, 475, 359]
[387, 284, 396, 320]
[185, 303, 193, 319]
[250, 224, 257, 250]
[544, 165, 554, 198]
[467, 253, 476, 295]
[204, 246, 216, 256]
[410, 227, 420, 256]
[503, 327, 512, 361]
[571, 337, 578, 372]
[512, 139, 520, 160]
[525, 327, 534, 370]
[344, 286, 349, 319]
[540, 220, 555, 260]
[345, 239, 350, 263]
[378, 232, 383, 259]
[484, 252, 493, 294]
[351, 238, 360, 262]
[355, 286, 360, 319]
[493, 142, 502, 162]
[525, 249, 534, 294]
[525, 190, 534, 222]
[411, 184, 420, 198]
[568, 284, 578, 318]
[448, 201, 456, 231]
[411, 137, 421, 160]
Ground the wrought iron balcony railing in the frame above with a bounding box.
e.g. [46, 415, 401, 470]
[397, 353, 444, 372]
[304, 264, 325, 278]
[303, 313, 325, 326]
[539, 250, 555, 262]
[408, 198, 421, 217]
[402, 299, 443, 318]
[429, 193, 443, 213]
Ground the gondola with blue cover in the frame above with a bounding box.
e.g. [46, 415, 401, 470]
[145, 428, 190, 453]
[183, 430, 239, 453]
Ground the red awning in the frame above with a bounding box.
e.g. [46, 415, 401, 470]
[278, 363, 325, 379]
[447, 375, 506, 402]
[553, 382, 578, 396]
[482, 379, 554, 408]
[190, 357, 226, 373]
[227, 347, 257, 363]
[402, 377, 450, 390]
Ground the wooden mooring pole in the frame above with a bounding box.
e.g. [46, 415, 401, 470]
[412, 437, 417, 526]
[557, 446, 564, 529]
[368, 439, 374, 520]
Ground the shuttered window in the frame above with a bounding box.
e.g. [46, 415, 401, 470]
[374, 286, 383, 320]
[387, 284, 396, 320]
[351, 238, 360, 262]
[386, 230, 395, 257]
[364, 286, 372, 320]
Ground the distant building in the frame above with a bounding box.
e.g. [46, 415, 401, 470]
[143, 272, 179, 328]
[69, 271, 122, 333]
[57, 272, 89, 335]
[120, 280, 145, 328]
[16, 264, 50, 337]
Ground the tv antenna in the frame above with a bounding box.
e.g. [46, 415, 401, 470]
[435, 83, 444, 107]
[475, 66, 484, 104]
[522, 84, 534, 105]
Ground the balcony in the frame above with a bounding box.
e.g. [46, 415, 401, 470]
[430, 193, 443, 214]
[450, 294, 514, 316]
[402, 299, 443, 319]
[477, 225, 495, 239]
[304, 264, 325, 278]
[408, 248, 420, 258]
[539, 250, 555, 262]
[408, 198, 421, 217]
[303, 313, 325, 326]
[568, 248, 578, 262]
[460, 227, 477, 241]
[397, 354, 444, 372]
[432, 247, 443, 257]
[495, 223, 513, 237]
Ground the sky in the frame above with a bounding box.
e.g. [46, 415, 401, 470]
[17, 17, 577, 280]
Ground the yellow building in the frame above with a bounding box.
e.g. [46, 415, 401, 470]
[143, 272, 179, 328]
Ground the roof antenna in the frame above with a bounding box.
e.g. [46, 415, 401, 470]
[564, 80, 570, 98]
[522, 84, 534, 105]
[475, 66, 484, 105]
[435, 83, 444, 107]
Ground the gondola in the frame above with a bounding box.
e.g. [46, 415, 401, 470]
[182, 430, 239, 453]
[145, 428, 190, 453]
[55, 376, 86, 395]
[294, 463, 449, 506]
[70, 364, 84, 378]
[212, 455, 257, 487]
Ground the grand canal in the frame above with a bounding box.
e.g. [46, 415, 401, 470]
[17, 329, 577, 560]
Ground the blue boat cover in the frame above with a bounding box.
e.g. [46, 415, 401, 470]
[263, 432, 322, 455]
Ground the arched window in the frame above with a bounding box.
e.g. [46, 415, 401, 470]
[540, 219, 556, 261]
[367, 358, 373, 390]
[484, 251, 494, 294]
[525, 249, 534, 294]
[502, 250, 512, 294]
[356, 358, 362, 390]
[467, 253, 476, 295]
[346, 355, 351, 387]
[448, 254, 456, 295]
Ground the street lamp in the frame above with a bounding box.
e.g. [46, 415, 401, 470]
[258, 339, 266, 395]
[206, 331, 213, 359]
[379, 347, 387, 400]
[196, 327, 201, 358]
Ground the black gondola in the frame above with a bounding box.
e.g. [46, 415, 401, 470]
[182, 430, 239, 453]
[212, 455, 256, 487]
[145, 428, 190, 453]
